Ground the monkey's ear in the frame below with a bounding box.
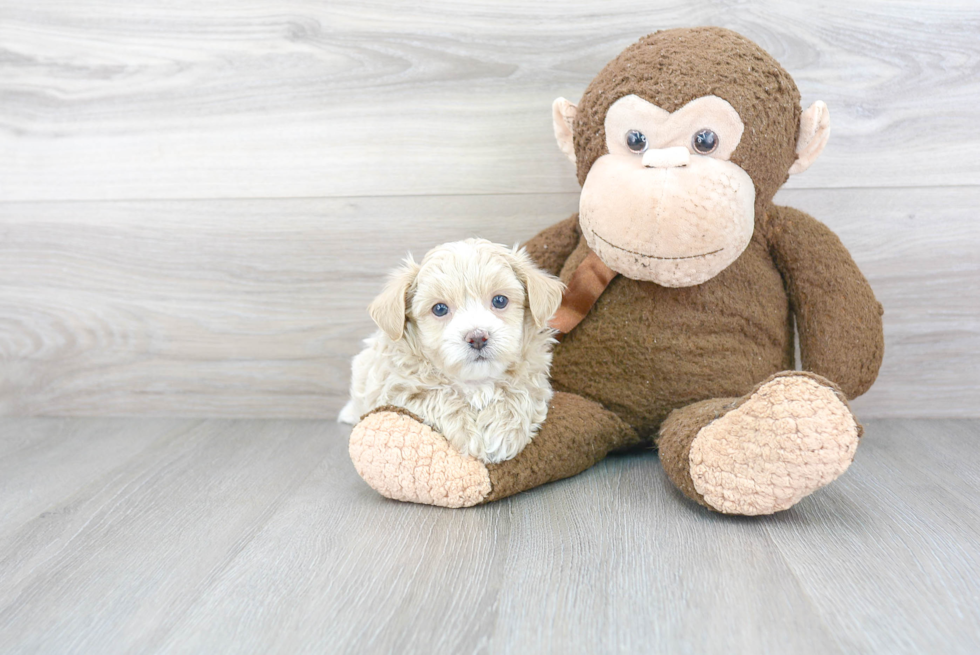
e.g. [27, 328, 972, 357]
[509, 247, 565, 329]
[789, 101, 830, 175]
[552, 97, 578, 164]
[368, 258, 419, 341]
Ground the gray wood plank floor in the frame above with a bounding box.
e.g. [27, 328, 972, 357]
[1, 418, 977, 654]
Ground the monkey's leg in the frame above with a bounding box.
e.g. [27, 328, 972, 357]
[348, 392, 640, 508]
[658, 371, 861, 515]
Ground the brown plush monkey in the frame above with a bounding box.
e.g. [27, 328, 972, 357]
[348, 27, 884, 515]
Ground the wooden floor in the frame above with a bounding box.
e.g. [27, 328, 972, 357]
[0, 418, 977, 654]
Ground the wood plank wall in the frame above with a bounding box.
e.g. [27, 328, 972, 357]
[1, 1, 978, 418]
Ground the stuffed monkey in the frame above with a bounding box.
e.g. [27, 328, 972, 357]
[348, 27, 884, 515]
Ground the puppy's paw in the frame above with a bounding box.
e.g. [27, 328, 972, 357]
[337, 400, 358, 425]
[349, 408, 492, 508]
[471, 428, 533, 464]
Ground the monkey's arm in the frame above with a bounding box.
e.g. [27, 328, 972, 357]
[522, 214, 581, 276]
[765, 205, 884, 399]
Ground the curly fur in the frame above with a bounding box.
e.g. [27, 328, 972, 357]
[338, 239, 564, 463]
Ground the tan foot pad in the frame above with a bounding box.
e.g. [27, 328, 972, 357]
[348, 410, 492, 508]
[689, 374, 859, 515]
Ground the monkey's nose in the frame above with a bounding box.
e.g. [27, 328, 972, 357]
[642, 146, 689, 169]
[465, 329, 489, 351]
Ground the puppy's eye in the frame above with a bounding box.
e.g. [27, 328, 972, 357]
[625, 129, 648, 153]
[431, 303, 449, 317]
[491, 295, 508, 309]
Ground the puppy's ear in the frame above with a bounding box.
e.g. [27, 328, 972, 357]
[509, 247, 565, 329]
[368, 258, 419, 341]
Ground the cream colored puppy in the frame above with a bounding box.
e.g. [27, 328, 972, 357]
[338, 239, 564, 463]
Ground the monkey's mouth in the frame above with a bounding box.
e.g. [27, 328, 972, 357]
[593, 232, 724, 261]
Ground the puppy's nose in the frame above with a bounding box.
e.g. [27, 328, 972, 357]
[465, 329, 489, 351]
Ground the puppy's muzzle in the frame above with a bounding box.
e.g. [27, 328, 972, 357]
[465, 329, 489, 351]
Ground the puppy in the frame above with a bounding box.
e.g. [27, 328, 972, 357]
[338, 238, 564, 463]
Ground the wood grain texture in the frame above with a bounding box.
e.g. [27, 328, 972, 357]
[0, 419, 331, 653]
[1, 1, 979, 201]
[0, 417, 191, 535]
[1, 187, 976, 418]
[761, 419, 980, 654]
[0, 193, 576, 418]
[1, 1, 977, 418]
[0, 418, 977, 654]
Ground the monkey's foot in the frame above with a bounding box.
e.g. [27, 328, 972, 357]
[348, 407, 491, 508]
[688, 372, 860, 515]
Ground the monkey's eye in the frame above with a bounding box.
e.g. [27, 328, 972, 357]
[432, 303, 449, 317]
[625, 130, 648, 153]
[692, 129, 718, 154]
[491, 295, 509, 309]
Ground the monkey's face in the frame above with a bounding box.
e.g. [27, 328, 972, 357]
[552, 28, 830, 288]
[578, 94, 755, 287]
